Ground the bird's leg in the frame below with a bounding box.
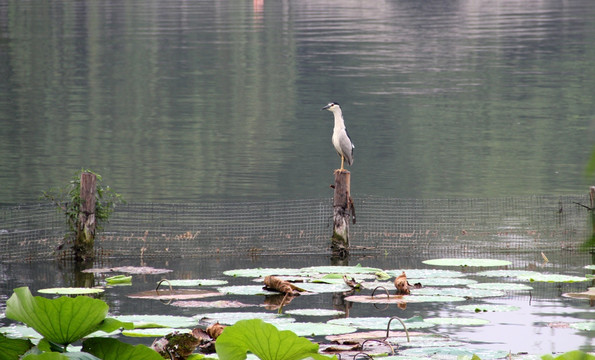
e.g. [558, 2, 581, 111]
[340, 156, 345, 171]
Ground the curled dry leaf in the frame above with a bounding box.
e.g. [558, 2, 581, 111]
[394, 271, 410, 295]
[343, 275, 363, 289]
[263, 275, 303, 294]
[206, 322, 227, 339]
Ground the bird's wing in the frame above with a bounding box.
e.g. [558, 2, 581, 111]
[341, 129, 354, 165]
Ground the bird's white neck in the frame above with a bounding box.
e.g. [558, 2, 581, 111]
[332, 109, 346, 130]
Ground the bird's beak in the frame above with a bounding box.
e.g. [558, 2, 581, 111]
[321, 104, 331, 110]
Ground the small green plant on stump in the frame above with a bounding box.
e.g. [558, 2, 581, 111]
[42, 169, 123, 261]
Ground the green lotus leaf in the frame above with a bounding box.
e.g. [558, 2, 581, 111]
[410, 278, 477, 286]
[82, 337, 163, 360]
[423, 258, 512, 267]
[0, 333, 34, 359]
[284, 309, 345, 317]
[412, 287, 505, 298]
[6, 287, 110, 346]
[216, 285, 279, 296]
[105, 275, 132, 285]
[327, 316, 435, 330]
[300, 264, 382, 274]
[160, 279, 228, 287]
[195, 312, 287, 325]
[456, 304, 521, 312]
[37, 288, 104, 295]
[517, 274, 589, 283]
[223, 268, 303, 277]
[569, 321, 595, 331]
[111, 315, 197, 329]
[475, 270, 542, 278]
[385, 269, 465, 278]
[467, 283, 533, 291]
[425, 317, 490, 326]
[215, 319, 335, 360]
[22, 352, 100, 360]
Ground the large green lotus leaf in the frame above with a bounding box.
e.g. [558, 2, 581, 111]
[284, 309, 345, 317]
[273, 322, 356, 337]
[215, 319, 336, 360]
[541, 350, 595, 360]
[223, 268, 303, 277]
[300, 264, 382, 274]
[22, 352, 100, 360]
[569, 321, 595, 331]
[517, 274, 589, 283]
[424, 317, 490, 326]
[160, 279, 228, 287]
[82, 337, 163, 360]
[412, 287, 505, 298]
[467, 283, 533, 291]
[475, 270, 542, 278]
[400, 346, 509, 358]
[456, 304, 521, 312]
[5, 287, 109, 346]
[111, 315, 197, 329]
[37, 288, 104, 295]
[0, 333, 33, 360]
[385, 269, 465, 278]
[423, 258, 512, 267]
[327, 317, 435, 330]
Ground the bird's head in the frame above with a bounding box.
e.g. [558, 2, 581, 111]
[322, 102, 341, 112]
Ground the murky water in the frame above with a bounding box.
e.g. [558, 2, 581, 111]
[0, 252, 593, 355]
[1, 0, 595, 202]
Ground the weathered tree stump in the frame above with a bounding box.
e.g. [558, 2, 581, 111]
[331, 170, 352, 258]
[75, 172, 96, 262]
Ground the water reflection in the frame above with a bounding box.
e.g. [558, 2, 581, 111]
[0, 0, 594, 203]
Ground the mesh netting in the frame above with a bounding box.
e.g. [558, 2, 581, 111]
[0, 195, 592, 261]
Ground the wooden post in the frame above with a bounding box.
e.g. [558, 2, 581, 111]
[75, 172, 96, 262]
[332, 170, 351, 257]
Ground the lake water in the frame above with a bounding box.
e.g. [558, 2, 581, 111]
[1, 0, 594, 203]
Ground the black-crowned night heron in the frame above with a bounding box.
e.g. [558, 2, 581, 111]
[322, 102, 354, 171]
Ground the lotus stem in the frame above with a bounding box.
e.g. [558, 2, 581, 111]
[386, 316, 410, 342]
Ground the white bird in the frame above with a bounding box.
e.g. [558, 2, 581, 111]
[322, 102, 354, 172]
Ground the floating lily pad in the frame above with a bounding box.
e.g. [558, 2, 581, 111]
[467, 283, 533, 291]
[562, 288, 595, 300]
[475, 270, 542, 278]
[423, 258, 512, 267]
[105, 275, 132, 285]
[284, 309, 345, 316]
[343, 294, 466, 304]
[222, 268, 303, 277]
[569, 321, 595, 331]
[386, 269, 465, 278]
[127, 289, 222, 300]
[424, 317, 490, 326]
[195, 312, 286, 325]
[0, 325, 43, 339]
[386, 335, 464, 348]
[411, 287, 505, 298]
[37, 287, 104, 295]
[170, 300, 255, 308]
[122, 328, 191, 337]
[294, 282, 352, 293]
[161, 279, 228, 287]
[409, 278, 477, 287]
[517, 274, 589, 283]
[111, 315, 198, 329]
[327, 316, 435, 330]
[456, 304, 521, 312]
[273, 322, 356, 337]
[400, 346, 509, 358]
[216, 285, 280, 296]
[83, 266, 172, 275]
[300, 264, 382, 275]
[584, 265, 595, 270]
